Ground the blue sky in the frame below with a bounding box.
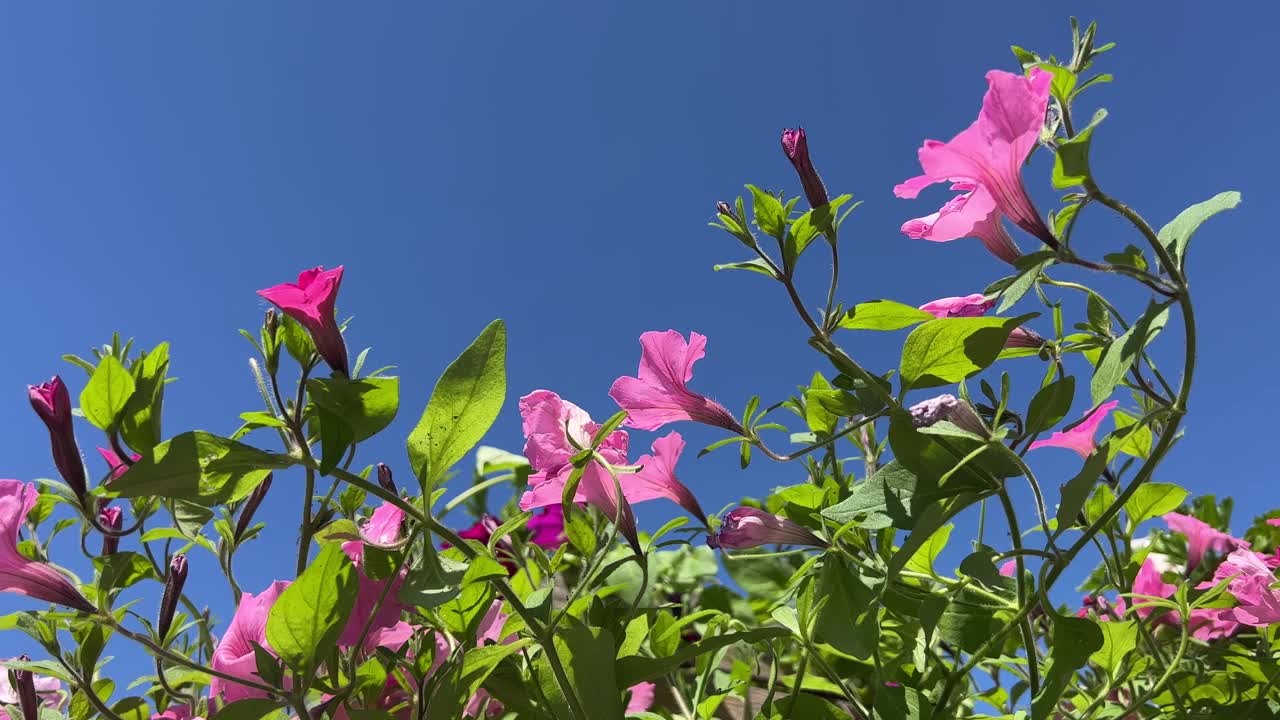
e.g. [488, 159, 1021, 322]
[0, 1, 1274, 688]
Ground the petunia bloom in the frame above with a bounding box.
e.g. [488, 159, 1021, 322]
[896, 69, 1057, 248]
[780, 127, 829, 209]
[340, 502, 408, 648]
[1132, 554, 1243, 640]
[609, 331, 742, 435]
[210, 580, 290, 703]
[28, 377, 87, 499]
[1200, 548, 1280, 626]
[527, 505, 566, 549]
[901, 183, 1022, 264]
[258, 265, 349, 376]
[99, 506, 123, 556]
[998, 560, 1017, 577]
[97, 447, 140, 482]
[919, 294, 995, 318]
[0, 480, 93, 612]
[707, 507, 827, 550]
[1163, 512, 1246, 572]
[626, 682, 657, 716]
[1131, 557, 1177, 620]
[1027, 401, 1120, 458]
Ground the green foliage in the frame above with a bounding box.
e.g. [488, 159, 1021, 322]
[265, 543, 358, 675]
[108, 431, 290, 505]
[900, 314, 1034, 390]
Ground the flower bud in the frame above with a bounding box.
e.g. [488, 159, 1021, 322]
[376, 462, 396, 493]
[234, 474, 272, 541]
[157, 554, 188, 642]
[28, 377, 88, 500]
[715, 201, 734, 219]
[14, 654, 38, 720]
[908, 394, 989, 439]
[780, 127, 829, 209]
[1004, 326, 1047, 350]
[99, 506, 123, 556]
[707, 507, 827, 550]
[264, 309, 281, 376]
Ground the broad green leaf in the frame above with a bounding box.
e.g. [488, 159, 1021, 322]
[905, 523, 953, 577]
[839, 300, 934, 331]
[265, 543, 357, 673]
[813, 557, 879, 659]
[1035, 62, 1077, 100]
[1111, 410, 1154, 459]
[1052, 109, 1106, 188]
[559, 622, 622, 720]
[397, 555, 468, 609]
[1025, 376, 1075, 434]
[997, 251, 1056, 313]
[1124, 482, 1188, 526]
[1090, 301, 1171, 405]
[407, 319, 506, 488]
[94, 552, 156, 593]
[900, 315, 1033, 390]
[747, 184, 786, 240]
[1085, 483, 1117, 526]
[1091, 620, 1137, 679]
[1158, 191, 1241, 270]
[1054, 451, 1108, 533]
[120, 343, 169, 453]
[307, 376, 399, 442]
[724, 553, 800, 597]
[958, 547, 1016, 594]
[615, 627, 789, 687]
[821, 460, 989, 531]
[81, 356, 136, 431]
[108, 431, 290, 505]
[1032, 615, 1103, 720]
[315, 404, 354, 475]
[874, 683, 933, 720]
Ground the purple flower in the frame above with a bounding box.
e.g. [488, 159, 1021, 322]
[0, 480, 94, 612]
[28, 377, 87, 499]
[780, 127, 829, 209]
[707, 507, 826, 550]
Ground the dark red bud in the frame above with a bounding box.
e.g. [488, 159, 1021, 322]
[157, 554, 188, 641]
[99, 506, 123, 556]
[377, 463, 396, 493]
[14, 654, 38, 720]
[234, 474, 273, 540]
[780, 127, 829, 209]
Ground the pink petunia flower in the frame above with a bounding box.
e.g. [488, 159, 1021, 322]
[1202, 549, 1280, 626]
[210, 580, 290, 703]
[901, 183, 1022, 264]
[895, 69, 1057, 248]
[258, 266, 349, 376]
[998, 560, 1017, 577]
[97, 447, 140, 482]
[0, 480, 93, 612]
[919, 294, 995, 318]
[609, 331, 742, 434]
[1027, 401, 1120, 458]
[527, 505, 566, 549]
[1163, 512, 1246, 571]
[707, 507, 827, 550]
[339, 502, 408, 649]
[1131, 557, 1177, 620]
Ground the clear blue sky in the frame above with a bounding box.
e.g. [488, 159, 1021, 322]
[0, 1, 1273, 688]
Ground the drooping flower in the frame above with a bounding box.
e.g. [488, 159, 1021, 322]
[1027, 401, 1120, 458]
[919, 294, 995, 318]
[28, 377, 87, 499]
[0, 480, 93, 612]
[1163, 512, 1247, 572]
[901, 183, 1022, 264]
[257, 265, 349, 376]
[896, 69, 1057, 248]
[527, 505, 566, 549]
[339, 502, 408, 648]
[707, 507, 827, 550]
[780, 127, 829, 209]
[210, 580, 290, 703]
[609, 331, 743, 434]
[1077, 593, 1127, 622]
[157, 555, 188, 642]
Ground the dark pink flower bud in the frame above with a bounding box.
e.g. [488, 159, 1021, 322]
[234, 474, 272, 541]
[14, 653, 38, 720]
[157, 554, 188, 641]
[707, 507, 827, 550]
[376, 462, 396, 493]
[257, 266, 349, 376]
[780, 127, 829, 209]
[99, 506, 122, 556]
[715, 201, 734, 219]
[28, 377, 87, 499]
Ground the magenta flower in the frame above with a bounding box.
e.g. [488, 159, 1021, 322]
[901, 183, 1022, 264]
[1199, 548, 1280, 626]
[28, 377, 87, 499]
[0, 480, 93, 612]
[998, 560, 1016, 577]
[210, 580, 290, 703]
[340, 502, 408, 648]
[707, 507, 826, 550]
[780, 127, 828, 209]
[150, 706, 193, 720]
[896, 69, 1057, 248]
[1131, 557, 1176, 620]
[609, 331, 743, 434]
[99, 506, 123, 556]
[1027, 400, 1120, 458]
[625, 682, 657, 715]
[624, 432, 707, 523]
[527, 505, 566, 549]
[1163, 512, 1246, 571]
[257, 265, 349, 376]
[1077, 594, 1126, 622]
[919, 294, 995, 318]
[96, 447, 140, 482]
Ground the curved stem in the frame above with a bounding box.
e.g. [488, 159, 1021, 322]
[753, 412, 885, 462]
[296, 465, 316, 575]
[101, 613, 280, 694]
[996, 489, 1041, 698]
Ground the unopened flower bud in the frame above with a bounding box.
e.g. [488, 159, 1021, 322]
[14, 654, 37, 720]
[908, 394, 990, 439]
[707, 507, 827, 550]
[99, 506, 123, 556]
[157, 554, 188, 641]
[377, 463, 396, 493]
[234, 474, 272, 540]
[715, 201, 734, 219]
[264, 309, 281, 375]
[1004, 327, 1047, 350]
[28, 377, 88, 500]
[264, 308, 279, 337]
[780, 127, 829, 209]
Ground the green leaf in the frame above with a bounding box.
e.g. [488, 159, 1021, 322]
[839, 300, 934, 331]
[997, 251, 1056, 313]
[1032, 615, 1103, 720]
[120, 343, 169, 453]
[94, 552, 156, 593]
[813, 557, 879, 659]
[1085, 483, 1117, 526]
[315, 404, 354, 475]
[108, 431, 290, 506]
[1025, 376, 1075, 435]
[1055, 451, 1108, 533]
[397, 555, 468, 609]
[747, 184, 786, 240]
[958, 548, 1016, 594]
[712, 258, 779, 278]
[900, 315, 1034, 390]
[1091, 620, 1137, 679]
[1052, 109, 1107, 188]
[615, 627, 789, 687]
[1090, 301, 1171, 405]
[211, 699, 286, 720]
[874, 683, 933, 720]
[407, 320, 507, 488]
[1035, 62, 1077, 100]
[81, 355, 136, 431]
[821, 461, 989, 531]
[1111, 410, 1154, 459]
[904, 523, 953, 577]
[1124, 482, 1188, 526]
[307, 376, 399, 442]
[1158, 191, 1241, 270]
[558, 622, 622, 720]
[265, 543, 358, 673]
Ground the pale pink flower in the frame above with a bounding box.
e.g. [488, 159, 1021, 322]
[339, 502, 407, 648]
[626, 682, 657, 715]
[0, 480, 93, 612]
[1131, 557, 1177, 620]
[998, 560, 1017, 577]
[919, 293, 994, 318]
[609, 331, 743, 434]
[1027, 401, 1120, 458]
[901, 183, 1022, 264]
[1268, 518, 1280, 527]
[210, 580, 290, 703]
[258, 265, 349, 375]
[1163, 512, 1246, 571]
[707, 507, 826, 550]
[896, 69, 1057, 248]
